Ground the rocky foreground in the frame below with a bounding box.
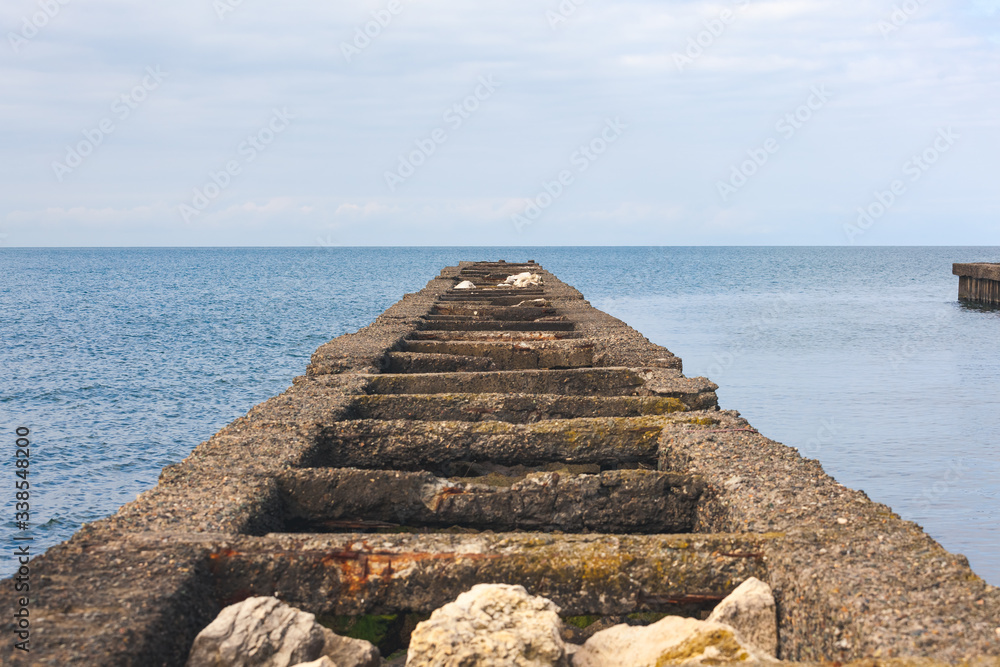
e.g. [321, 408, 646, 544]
[186, 580, 778, 666]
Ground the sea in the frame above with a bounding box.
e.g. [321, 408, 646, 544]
[1, 247, 998, 585]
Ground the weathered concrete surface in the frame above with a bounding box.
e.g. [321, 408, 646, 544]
[419, 318, 577, 331]
[201, 532, 773, 616]
[5, 533, 216, 666]
[409, 329, 581, 341]
[347, 393, 692, 422]
[3, 259, 999, 666]
[385, 351, 496, 373]
[433, 295, 552, 306]
[660, 409, 1000, 662]
[954, 262, 1000, 282]
[403, 339, 596, 370]
[953, 263, 1000, 305]
[361, 368, 714, 400]
[278, 468, 705, 533]
[309, 416, 715, 472]
[305, 278, 455, 377]
[429, 304, 561, 320]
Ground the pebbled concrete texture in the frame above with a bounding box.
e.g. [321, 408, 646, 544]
[277, 467, 705, 534]
[661, 412, 1000, 662]
[3, 260, 999, 666]
[953, 262, 1000, 282]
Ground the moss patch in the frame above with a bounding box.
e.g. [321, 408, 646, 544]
[318, 612, 433, 655]
[679, 416, 720, 427]
[627, 611, 670, 625]
[564, 615, 602, 629]
[320, 614, 400, 649]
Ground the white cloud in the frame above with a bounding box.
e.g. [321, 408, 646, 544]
[1, 0, 999, 245]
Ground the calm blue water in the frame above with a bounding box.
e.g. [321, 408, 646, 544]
[2, 247, 998, 586]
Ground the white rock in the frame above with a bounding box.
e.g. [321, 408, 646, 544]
[706, 577, 778, 657]
[406, 583, 570, 666]
[320, 632, 381, 667]
[498, 272, 543, 288]
[186, 597, 327, 667]
[572, 616, 771, 667]
[186, 597, 379, 667]
[292, 659, 338, 667]
[454, 280, 477, 290]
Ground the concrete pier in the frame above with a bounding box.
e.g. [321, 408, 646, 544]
[954, 262, 1000, 305]
[4, 260, 1000, 665]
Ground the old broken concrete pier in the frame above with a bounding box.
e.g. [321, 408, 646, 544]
[954, 262, 1000, 306]
[5, 261, 1000, 665]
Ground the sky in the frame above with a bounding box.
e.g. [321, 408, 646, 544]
[1, 0, 999, 246]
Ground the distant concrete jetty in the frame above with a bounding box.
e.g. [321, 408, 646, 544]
[954, 262, 1000, 306]
[5, 261, 1000, 665]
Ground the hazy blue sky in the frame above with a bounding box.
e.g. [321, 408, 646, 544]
[2, 0, 999, 246]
